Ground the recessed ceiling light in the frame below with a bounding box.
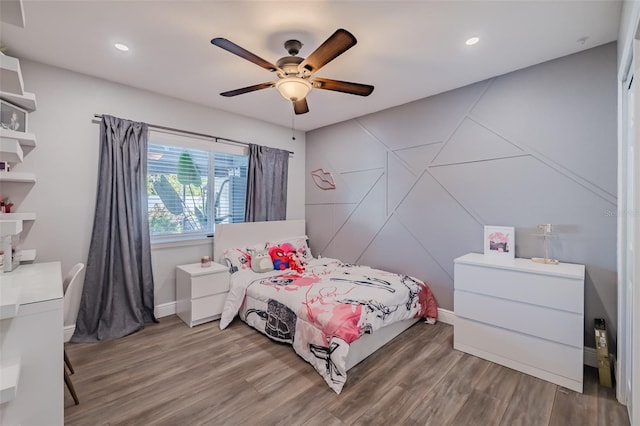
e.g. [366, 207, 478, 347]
[114, 43, 130, 52]
[465, 37, 480, 46]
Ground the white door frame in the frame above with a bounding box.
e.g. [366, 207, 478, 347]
[618, 22, 640, 425]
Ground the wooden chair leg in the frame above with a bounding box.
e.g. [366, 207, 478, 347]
[64, 369, 79, 405]
[64, 349, 74, 375]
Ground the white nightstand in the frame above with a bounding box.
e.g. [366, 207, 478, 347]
[176, 262, 230, 327]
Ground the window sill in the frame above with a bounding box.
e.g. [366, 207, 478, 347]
[151, 234, 212, 249]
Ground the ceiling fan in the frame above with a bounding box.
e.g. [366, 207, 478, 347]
[211, 29, 374, 115]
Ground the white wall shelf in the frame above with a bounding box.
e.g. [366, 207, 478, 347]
[0, 172, 35, 183]
[0, 286, 20, 320]
[0, 91, 36, 112]
[0, 212, 36, 221]
[0, 138, 24, 164]
[0, 358, 21, 404]
[0, 219, 22, 237]
[0, 0, 25, 28]
[0, 130, 36, 148]
[0, 55, 24, 96]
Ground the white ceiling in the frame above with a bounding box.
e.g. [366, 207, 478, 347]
[0, 1, 622, 131]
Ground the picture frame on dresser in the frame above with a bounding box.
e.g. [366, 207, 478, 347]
[0, 99, 27, 132]
[484, 225, 515, 258]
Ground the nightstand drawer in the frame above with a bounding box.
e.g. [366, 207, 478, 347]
[191, 273, 229, 298]
[191, 293, 226, 320]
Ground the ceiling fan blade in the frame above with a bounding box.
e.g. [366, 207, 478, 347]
[220, 82, 275, 97]
[311, 77, 374, 96]
[299, 29, 357, 74]
[293, 98, 309, 115]
[211, 38, 282, 73]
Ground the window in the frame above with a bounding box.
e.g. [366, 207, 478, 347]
[147, 140, 248, 239]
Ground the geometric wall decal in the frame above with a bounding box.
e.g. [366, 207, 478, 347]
[395, 171, 484, 284]
[306, 43, 617, 338]
[306, 203, 357, 256]
[340, 169, 384, 204]
[431, 118, 524, 166]
[306, 119, 386, 174]
[429, 155, 616, 268]
[359, 215, 455, 309]
[321, 176, 387, 264]
[470, 43, 617, 196]
[356, 80, 491, 151]
[387, 153, 418, 215]
[393, 142, 443, 174]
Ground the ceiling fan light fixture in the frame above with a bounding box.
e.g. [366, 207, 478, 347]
[275, 77, 312, 101]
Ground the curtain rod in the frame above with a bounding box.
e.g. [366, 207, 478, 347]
[93, 114, 294, 155]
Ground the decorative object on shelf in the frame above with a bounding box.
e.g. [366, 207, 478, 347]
[531, 223, 559, 265]
[311, 168, 336, 190]
[0, 198, 13, 213]
[0, 99, 27, 132]
[200, 256, 211, 268]
[483, 225, 515, 259]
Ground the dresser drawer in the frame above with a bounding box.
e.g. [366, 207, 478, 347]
[191, 273, 229, 298]
[455, 290, 583, 348]
[454, 317, 583, 386]
[455, 263, 583, 313]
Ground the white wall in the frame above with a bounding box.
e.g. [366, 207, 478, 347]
[13, 59, 305, 308]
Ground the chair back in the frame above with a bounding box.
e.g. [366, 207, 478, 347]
[63, 263, 85, 329]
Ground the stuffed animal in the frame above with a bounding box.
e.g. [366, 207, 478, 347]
[280, 243, 305, 273]
[249, 249, 274, 273]
[268, 246, 289, 270]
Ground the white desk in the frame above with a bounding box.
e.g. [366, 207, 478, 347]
[0, 262, 64, 425]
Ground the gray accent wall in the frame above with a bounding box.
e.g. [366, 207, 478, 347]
[305, 42, 617, 349]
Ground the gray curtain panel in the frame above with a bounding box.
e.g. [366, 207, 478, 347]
[72, 115, 157, 342]
[244, 144, 289, 222]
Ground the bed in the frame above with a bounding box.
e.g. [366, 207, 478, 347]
[213, 219, 438, 394]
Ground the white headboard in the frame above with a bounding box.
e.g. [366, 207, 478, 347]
[213, 220, 306, 264]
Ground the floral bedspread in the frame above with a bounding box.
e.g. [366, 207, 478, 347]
[219, 257, 438, 394]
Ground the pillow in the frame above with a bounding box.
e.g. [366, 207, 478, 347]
[271, 236, 313, 263]
[222, 248, 251, 273]
[248, 248, 274, 273]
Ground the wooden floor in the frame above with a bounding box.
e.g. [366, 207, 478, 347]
[64, 315, 629, 426]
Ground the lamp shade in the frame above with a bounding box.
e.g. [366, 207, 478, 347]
[275, 77, 312, 101]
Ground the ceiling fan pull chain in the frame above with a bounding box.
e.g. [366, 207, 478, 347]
[291, 107, 296, 141]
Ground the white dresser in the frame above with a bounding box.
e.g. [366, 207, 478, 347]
[453, 253, 585, 393]
[176, 262, 230, 327]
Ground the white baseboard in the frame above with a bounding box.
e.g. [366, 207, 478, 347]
[437, 308, 456, 326]
[440, 308, 603, 368]
[155, 301, 176, 318]
[64, 302, 176, 342]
